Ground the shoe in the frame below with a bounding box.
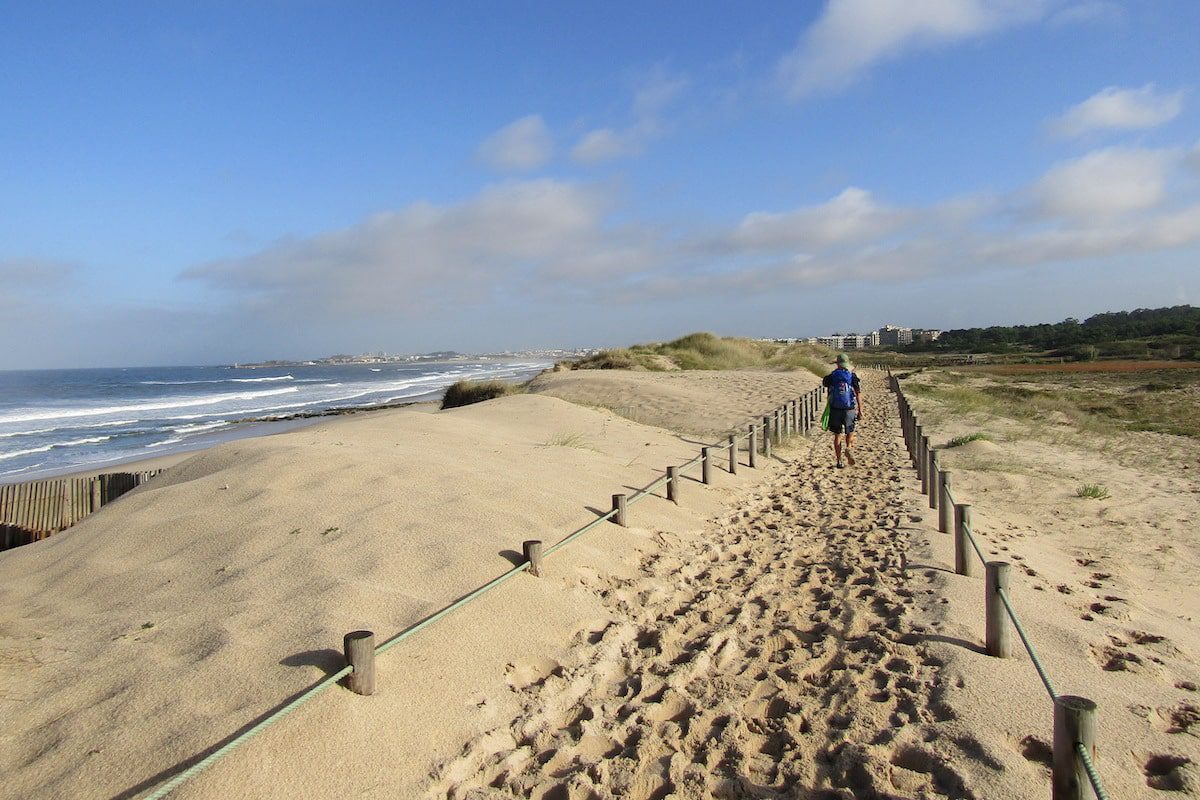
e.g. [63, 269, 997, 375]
[846, 451, 856, 466]
[836, 461, 844, 469]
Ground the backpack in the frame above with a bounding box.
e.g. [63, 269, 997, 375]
[828, 368, 856, 410]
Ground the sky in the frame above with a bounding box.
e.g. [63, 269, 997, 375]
[2, 0, 1199, 369]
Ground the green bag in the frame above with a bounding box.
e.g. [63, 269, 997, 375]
[820, 398, 831, 431]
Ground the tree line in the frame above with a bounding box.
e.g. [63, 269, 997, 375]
[902, 305, 1200, 357]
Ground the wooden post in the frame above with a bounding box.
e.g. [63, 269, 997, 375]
[343, 630, 376, 695]
[702, 447, 713, 485]
[985, 561, 1011, 658]
[1053, 695, 1098, 800]
[916, 425, 926, 483]
[762, 419, 771, 459]
[954, 504, 975, 576]
[667, 466, 680, 503]
[790, 400, 798, 435]
[748, 425, 758, 468]
[728, 435, 738, 475]
[612, 493, 627, 526]
[929, 449, 940, 509]
[773, 409, 781, 444]
[938, 470, 953, 533]
[522, 539, 543, 577]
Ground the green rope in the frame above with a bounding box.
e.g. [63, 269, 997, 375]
[543, 509, 618, 556]
[1075, 741, 1111, 800]
[376, 561, 530, 655]
[141, 666, 352, 799]
[627, 474, 671, 506]
[997, 587, 1059, 701]
[962, 522, 987, 566]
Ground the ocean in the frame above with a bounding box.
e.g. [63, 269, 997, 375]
[0, 359, 551, 483]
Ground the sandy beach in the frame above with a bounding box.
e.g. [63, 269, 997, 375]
[1, 367, 1197, 798]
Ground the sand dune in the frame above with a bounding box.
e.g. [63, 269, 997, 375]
[0, 371, 817, 799]
[4, 365, 1189, 799]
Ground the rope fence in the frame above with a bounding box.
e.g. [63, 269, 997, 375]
[889, 368, 1109, 800]
[134, 383, 828, 799]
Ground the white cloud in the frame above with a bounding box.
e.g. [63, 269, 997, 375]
[185, 180, 662, 314]
[476, 114, 553, 171]
[571, 68, 687, 163]
[731, 188, 910, 249]
[1050, 84, 1184, 138]
[571, 129, 641, 163]
[778, 0, 1047, 99]
[1032, 146, 1173, 220]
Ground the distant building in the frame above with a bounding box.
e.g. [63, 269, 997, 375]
[912, 328, 942, 343]
[877, 325, 913, 346]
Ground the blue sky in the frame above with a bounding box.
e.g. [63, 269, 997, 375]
[2, 1, 1198, 368]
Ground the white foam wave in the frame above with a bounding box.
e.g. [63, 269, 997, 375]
[0, 387, 299, 425]
[0, 436, 112, 461]
[141, 375, 293, 385]
[0, 419, 140, 439]
[145, 438, 182, 448]
[171, 421, 229, 435]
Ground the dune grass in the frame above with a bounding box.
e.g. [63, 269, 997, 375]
[441, 380, 518, 409]
[1076, 484, 1111, 500]
[572, 332, 836, 376]
[907, 368, 1200, 439]
[539, 431, 597, 451]
[946, 432, 991, 448]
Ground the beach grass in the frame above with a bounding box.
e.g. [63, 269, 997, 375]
[442, 380, 519, 409]
[539, 432, 596, 450]
[946, 432, 991, 448]
[572, 332, 836, 375]
[905, 367, 1200, 439]
[1076, 484, 1111, 500]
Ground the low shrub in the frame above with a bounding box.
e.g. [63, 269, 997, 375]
[441, 380, 515, 409]
[946, 432, 991, 448]
[1076, 484, 1111, 500]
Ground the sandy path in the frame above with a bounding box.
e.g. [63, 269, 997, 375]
[429, 375, 985, 799]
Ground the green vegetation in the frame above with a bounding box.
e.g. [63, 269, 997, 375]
[441, 379, 518, 409]
[572, 332, 835, 376]
[946, 432, 991, 448]
[1076, 484, 1111, 500]
[141, 622, 155, 629]
[906, 367, 1200, 439]
[321, 526, 340, 536]
[906, 305, 1200, 360]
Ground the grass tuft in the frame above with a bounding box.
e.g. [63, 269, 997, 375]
[1076, 484, 1111, 500]
[441, 379, 517, 409]
[946, 432, 991, 448]
[540, 432, 594, 450]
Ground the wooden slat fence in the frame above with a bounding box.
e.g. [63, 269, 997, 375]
[0, 470, 162, 551]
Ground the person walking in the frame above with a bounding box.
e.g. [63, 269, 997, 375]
[822, 353, 862, 468]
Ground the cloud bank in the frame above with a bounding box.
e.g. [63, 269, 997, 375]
[184, 141, 1200, 319]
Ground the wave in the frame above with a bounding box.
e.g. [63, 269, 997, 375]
[0, 419, 141, 439]
[145, 437, 183, 449]
[170, 421, 229, 435]
[0, 388, 299, 425]
[0, 436, 112, 461]
[140, 375, 294, 385]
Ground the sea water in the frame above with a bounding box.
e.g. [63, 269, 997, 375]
[0, 359, 550, 482]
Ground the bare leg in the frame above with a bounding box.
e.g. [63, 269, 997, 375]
[845, 432, 855, 465]
[833, 433, 843, 464]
